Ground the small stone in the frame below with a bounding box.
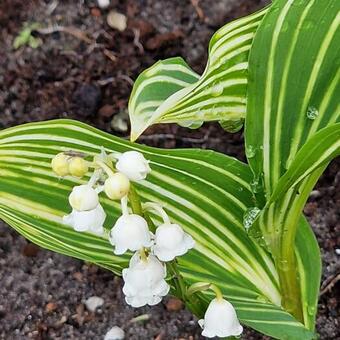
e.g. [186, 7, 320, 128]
[97, 0, 110, 9]
[91, 8, 102, 17]
[45, 302, 57, 313]
[104, 326, 125, 340]
[85, 296, 104, 312]
[309, 190, 321, 199]
[166, 297, 183, 311]
[335, 249, 340, 255]
[107, 11, 127, 31]
[73, 271, 83, 282]
[98, 104, 115, 119]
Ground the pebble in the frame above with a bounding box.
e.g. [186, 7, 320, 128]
[104, 326, 125, 340]
[97, 0, 110, 9]
[107, 11, 127, 31]
[166, 297, 183, 311]
[85, 296, 104, 312]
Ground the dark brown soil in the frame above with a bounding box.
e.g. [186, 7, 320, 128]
[0, 0, 338, 339]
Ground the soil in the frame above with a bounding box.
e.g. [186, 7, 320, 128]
[0, 0, 339, 339]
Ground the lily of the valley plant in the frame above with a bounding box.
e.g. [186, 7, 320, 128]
[0, 1, 339, 339]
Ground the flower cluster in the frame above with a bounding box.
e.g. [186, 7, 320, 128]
[52, 149, 194, 307]
[51, 148, 242, 338]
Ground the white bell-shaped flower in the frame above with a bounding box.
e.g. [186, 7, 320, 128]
[153, 223, 195, 261]
[109, 214, 152, 255]
[68, 184, 99, 211]
[116, 151, 151, 181]
[198, 298, 243, 338]
[63, 203, 106, 235]
[122, 253, 169, 307]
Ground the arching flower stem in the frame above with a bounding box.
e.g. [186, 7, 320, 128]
[95, 160, 115, 177]
[143, 202, 171, 225]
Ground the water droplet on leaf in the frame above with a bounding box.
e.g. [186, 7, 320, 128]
[243, 207, 261, 230]
[256, 295, 268, 303]
[211, 82, 223, 97]
[307, 306, 316, 315]
[178, 120, 203, 129]
[219, 119, 244, 133]
[278, 260, 289, 272]
[246, 145, 256, 158]
[306, 106, 318, 120]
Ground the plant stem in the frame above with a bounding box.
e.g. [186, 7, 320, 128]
[96, 160, 115, 177]
[274, 168, 324, 324]
[210, 284, 223, 301]
[275, 250, 303, 322]
[167, 260, 186, 300]
[167, 260, 204, 317]
[128, 183, 143, 216]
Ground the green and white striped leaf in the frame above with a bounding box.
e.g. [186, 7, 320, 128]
[269, 124, 340, 204]
[129, 7, 268, 141]
[245, 0, 339, 328]
[0, 119, 315, 339]
[128, 57, 200, 140]
[245, 0, 340, 198]
[295, 217, 321, 331]
[249, 124, 339, 330]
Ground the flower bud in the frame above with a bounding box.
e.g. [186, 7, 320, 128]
[51, 153, 69, 177]
[68, 157, 88, 177]
[153, 223, 195, 261]
[122, 253, 169, 307]
[116, 151, 151, 181]
[69, 184, 99, 211]
[109, 214, 152, 255]
[104, 173, 130, 200]
[198, 298, 243, 338]
[63, 203, 106, 235]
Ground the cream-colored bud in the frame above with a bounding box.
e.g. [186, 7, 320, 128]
[104, 172, 130, 200]
[51, 153, 69, 177]
[69, 157, 88, 177]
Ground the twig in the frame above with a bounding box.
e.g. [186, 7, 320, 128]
[37, 25, 92, 43]
[46, 0, 59, 15]
[320, 273, 340, 296]
[132, 28, 144, 54]
[97, 77, 115, 86]
[190, 0, 205, 21]
[36, 25, 117, 62]
[117, 74, 134, 86]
